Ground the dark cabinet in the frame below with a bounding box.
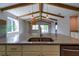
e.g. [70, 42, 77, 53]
[61, 45, 79, 56]
[70, 16, 78, 32]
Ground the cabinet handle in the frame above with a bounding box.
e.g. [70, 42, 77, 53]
[63, 49, 79, 52]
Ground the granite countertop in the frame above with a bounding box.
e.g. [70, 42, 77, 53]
[0, 33, 79, 45]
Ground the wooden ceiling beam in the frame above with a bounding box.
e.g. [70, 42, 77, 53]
[43, 11, 64, 18]
[1, 3, 34, 11]
[47, 3, 79, 11]
[19, 11, 64, 18]
[39, 3, 43, 19]
[39, 3, 43, 12]
[31, 16, 56, 22]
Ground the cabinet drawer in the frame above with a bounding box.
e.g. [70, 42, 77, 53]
[0, 52, 6, 56]
[7, 45, 21, 51]
[61, 45, 79, 56]
[23, 45, 41, 52]
[42, 51, 60, 56]
[42, 45, 60, 52]
[23, 52, 40, 56]
[7, 52, 22, 56]
[0, 45, 5, 51]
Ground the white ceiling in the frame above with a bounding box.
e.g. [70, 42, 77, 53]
[0, 3, 79, 20]
[64, 3, 79, 7]
[6, 4, 39, 16]
[20, 4, 79, 20]
[44, 4, 78, 16]
[0, 3, 17, 8]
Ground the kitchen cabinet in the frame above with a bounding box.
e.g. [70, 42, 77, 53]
[70, 16, 78, 32]
[0, 45, 6, 56]
[7, 52, 22, 56]
[23, 52, 40, 56]
[42, 51, 59, 56]
[7, 45, 22, 52]
[0, 45, 6, 51]
[0, 45, 60, 56]
[23, 45, 41, 52]
[23, 45, 60, 56]
[6, 45, 22, 56]
[41, 45, 60, 56]
[0, 52, 6, 56]
[61, 45, 79, 56]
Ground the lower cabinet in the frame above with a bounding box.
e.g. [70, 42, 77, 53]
[42, 51, 59, 56]
[23, 52, 40, 56]
[0, 45, 6, 56]
[23, 45, 60, 56]
[0, 52, 6, 56]
[0, 45, 60, 56]
[7, 52, 22, 56]
[61, 45, 79, 56]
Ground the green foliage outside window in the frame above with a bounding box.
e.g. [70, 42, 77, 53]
[7, 20, 16, 32]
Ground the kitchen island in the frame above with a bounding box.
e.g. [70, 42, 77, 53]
[0, 33, 79, 56]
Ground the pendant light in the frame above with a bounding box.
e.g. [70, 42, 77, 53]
[31, 5, 36, 25]
[46, 4, 49, 19]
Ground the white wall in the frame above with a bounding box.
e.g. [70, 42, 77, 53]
[19, 20, 30, 34]
[51, 16, 70, 36]
[19, 20, 52, 35]
[20, 17, 70, 36]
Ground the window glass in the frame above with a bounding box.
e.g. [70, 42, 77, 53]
[32, 24, 49, 33]
[40, 25, 48, 33]
[32, 25, 39, 30]
[7, 17, 19, 33]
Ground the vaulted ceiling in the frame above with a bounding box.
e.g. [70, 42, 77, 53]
[0, 3, 79, 20]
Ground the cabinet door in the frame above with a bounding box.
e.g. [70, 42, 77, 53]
[23, 52, 40, 56]
[70, 16, 78, 32]
[7, 45, 21, 52]
[0, 45, 5, 51]
[61, 45, 79, 56]
[0, 52, 6, 56]
[23, 45, 41, 52]
[7, 52, 22, 56]
[42, 45, 60, 52]
[42, 51, 60, 56]
[41, 45, 60, 56]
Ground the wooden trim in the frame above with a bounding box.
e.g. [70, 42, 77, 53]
[43, 11, 64, 18]
[39, 3, 43, 20]
[1, 3, 34, 11]
[19, 11, 64, 18]
[37, 19, 52, 24]
[39, 3, 43, 12]
[47, 3, 79, 11]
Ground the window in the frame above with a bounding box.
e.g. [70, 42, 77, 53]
[32, 24, 49, 33]
[32, 25, 39, 30]
[7, 17, 19, 33]
[40, 25, 49, 33]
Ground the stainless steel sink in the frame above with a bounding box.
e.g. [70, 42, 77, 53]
[28, 37, 54, 42]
